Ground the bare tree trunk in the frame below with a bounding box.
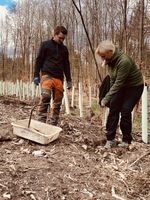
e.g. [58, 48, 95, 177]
[1, 0, 150, 84]
[72, 0, 102, 82]
[123, 0, 127, 52]
[2, 53, 5, 81]
[139, 0, 144, 65]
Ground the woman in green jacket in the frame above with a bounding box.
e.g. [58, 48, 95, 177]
[96, 40, 144, 148]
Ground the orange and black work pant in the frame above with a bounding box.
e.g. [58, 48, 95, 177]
[37, 75, 64, 123]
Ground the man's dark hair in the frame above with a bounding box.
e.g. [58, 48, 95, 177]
[54, 26, 68, 35]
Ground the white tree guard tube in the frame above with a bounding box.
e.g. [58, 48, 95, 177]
[22, 83, 25, 100]
[89, 86, 92, 108]
[64, 81, 70, 114]
[26, 82, 29, 99]
[35, 85, 39, 98]
[0, 81, 2, 95]
[142, 85, 148, 143]
[71, 86, 75, 108]
[31, 82, 35, 99]
[16, 80, 19, 97]
[2, 81, 5, 95]
[79, 82, 83, 117]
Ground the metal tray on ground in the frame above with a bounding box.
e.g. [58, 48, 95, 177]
[11, 119, 62, 145]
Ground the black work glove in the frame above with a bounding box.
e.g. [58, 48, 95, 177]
[33, 77, 40, 86]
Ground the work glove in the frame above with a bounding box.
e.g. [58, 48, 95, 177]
[67, 81, 72, 90]
[33, 77, 40, 86]
[100, 99, 106, 107]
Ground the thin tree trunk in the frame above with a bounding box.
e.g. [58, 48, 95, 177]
[139, 0, 144, 65]
[123, 0, 127, 52]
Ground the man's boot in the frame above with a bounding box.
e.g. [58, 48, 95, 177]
[49, 114, 59, 126]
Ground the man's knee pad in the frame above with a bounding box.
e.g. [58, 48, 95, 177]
[41, 90, 51, 103]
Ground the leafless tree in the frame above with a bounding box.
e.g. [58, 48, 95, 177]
[0, 0, 150, 84]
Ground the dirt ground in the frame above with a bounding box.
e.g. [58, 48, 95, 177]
[0, 96, 150, 200]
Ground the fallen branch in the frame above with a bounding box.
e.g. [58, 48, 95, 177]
[112, 186, 127, 200]
[0, 183, 8, 188]
[0, 96, 32, 105]
[128, 151, 150, 168]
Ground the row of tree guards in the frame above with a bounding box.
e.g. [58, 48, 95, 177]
[0, 81, 149, 144]
[0, 80, 96, 117]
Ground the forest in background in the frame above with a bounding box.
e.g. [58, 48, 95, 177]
[0, 0, 150, 88]
[0, 2, 150, 199]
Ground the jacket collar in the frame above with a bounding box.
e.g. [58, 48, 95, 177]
[51, 38, 63, 46]
[107, 48, 123, 66]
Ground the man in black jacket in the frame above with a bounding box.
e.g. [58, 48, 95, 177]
[33, 26, 72, 125]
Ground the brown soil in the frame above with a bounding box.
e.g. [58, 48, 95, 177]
[0, 96, 150, 200]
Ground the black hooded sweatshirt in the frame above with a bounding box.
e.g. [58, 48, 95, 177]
[34, 39, 71, 82]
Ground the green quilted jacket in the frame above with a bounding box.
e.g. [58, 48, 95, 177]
[102, 48, 144, 105]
